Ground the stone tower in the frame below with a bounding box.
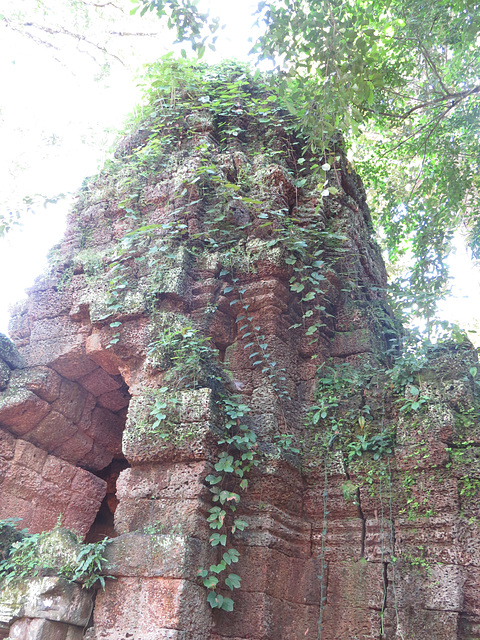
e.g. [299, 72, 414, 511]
[1, 61, 479, 640]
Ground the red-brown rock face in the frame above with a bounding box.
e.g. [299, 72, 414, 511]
[1, 64, 479, 640]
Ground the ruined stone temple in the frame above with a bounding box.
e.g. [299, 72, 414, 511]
[1, 63, 480, 640]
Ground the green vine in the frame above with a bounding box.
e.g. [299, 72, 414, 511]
[0, 519, 112, 591]
[198, 396, 258, 611]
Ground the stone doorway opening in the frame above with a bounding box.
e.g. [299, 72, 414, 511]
[54, 360, 133, 541]
[0, 332, 133, 540]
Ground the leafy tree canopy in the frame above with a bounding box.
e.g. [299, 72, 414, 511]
[253, 0, 480, 323]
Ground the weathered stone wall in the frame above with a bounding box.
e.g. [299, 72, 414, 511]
[0, 65, 479, 640]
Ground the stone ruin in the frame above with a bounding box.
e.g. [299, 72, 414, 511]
[1, 65, 480, 640]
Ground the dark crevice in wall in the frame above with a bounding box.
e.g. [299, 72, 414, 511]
[380, 561, 389, 639]
[86, 459, 130, 542]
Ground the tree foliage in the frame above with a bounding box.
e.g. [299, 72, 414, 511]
[254, 0, 480, 321]
[132, 0, 219, 56]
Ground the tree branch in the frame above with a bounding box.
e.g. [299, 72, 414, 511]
[364, 85, 480, 122]
[8, 19, 125, 65]
[106, 30, 161, 37]
[419, 42, 450, 96]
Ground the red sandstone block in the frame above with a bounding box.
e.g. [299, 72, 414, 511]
[13, 439, 48, 474]
[27, 411, 77, 451]
[233, 510, 311, 559]
[53, 379, 91, 423]
[392, 561, 465, 612]
[322, 603, 383, 640]
[96, 388, 129, 412]
[304, 483, 359, 520]
[0, 457, 10, 483]
[396, 515, 459, 565]
[0, 491, 33, 528]
[395, 608, 459, 640]
[114, 496, 210, 539]
[237, 546, 320, 605]
[71, 467, 107, 503]
[28, 287, 73, 321]
[93, 578, 210, 638]
[116, 466, 169, 500]
[64, 493, 105, 537]
[85, 332, 122, 376]
[244, 292, 289, 317]
[312, 518, 364, 562]
[395, 441, 450, 470]
[80, 442, 113, 472]
[122, 421, 214, 465]
[0, 427, 16, 460]
[73, 392, 96, 435]
[3, 464, 71, 505]
[456, 519, 480, 567]
[363, 518, 394, 562]
[29, 505, 69, 533]
[242, 466, 304, 517]
[10, 366, 62, 403]
[78, 367, 121, 397]
[204, 310, 234, 350]
[116, 462, 208, 501]
[0, 388, 51, 436]
[41, 454, 77, 487]
[330, 328, 376, 358]
[335, 304, 371, 332]
[51, 343, 99, 381]
[104, 533, 214, 581]
[215, 590, 319, 640]
[29, 316, 79, 343]
[328, 560, 384, 610]
[462, 567, 480, 616]
[87, 407, 124, 455]
[52, 431, 95, 467]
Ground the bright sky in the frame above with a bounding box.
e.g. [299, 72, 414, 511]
[0, 0, 260, 334]
[1, 0, 479, 341]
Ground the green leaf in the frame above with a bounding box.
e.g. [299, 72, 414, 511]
[291, 282, 305, 293]
[232, 519, 247, 533]
[209, 561, 226, 573]
[221, 597, 234, 611]
[209, 533, 227, 546]
[203, 575, 218, 589]
[225, 573, 241, 590]
[223, 549, 240, 565]
[207, 591, 223, 608]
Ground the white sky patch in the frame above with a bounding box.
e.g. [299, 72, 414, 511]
[437, 235, 480, 345]
[0, 0, 261, 335]
[0, 204, 67, 331]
